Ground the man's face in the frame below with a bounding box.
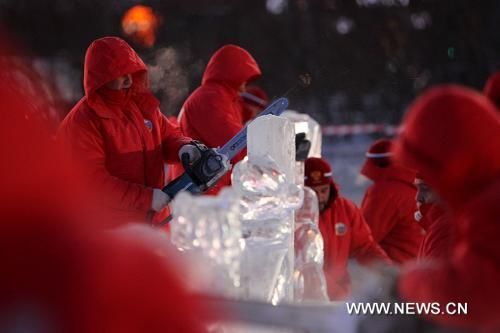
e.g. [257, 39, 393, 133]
[105, 74, 133, 90]
[414, 178, 438, 209]
[311, 184, 331, 212]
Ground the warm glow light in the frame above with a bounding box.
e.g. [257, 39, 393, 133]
[121, 5, 160, 48]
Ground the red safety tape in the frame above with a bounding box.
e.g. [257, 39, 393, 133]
[322, 123, 401, 136]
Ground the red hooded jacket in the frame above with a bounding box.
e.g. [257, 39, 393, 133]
[170, 44, 261, 194]
[395, 85, 500, 332]
[305, 157, 390, 300]
[320, 192, 391, 300]
[59, 37, 191, 225]
[360, 140, 423, 264]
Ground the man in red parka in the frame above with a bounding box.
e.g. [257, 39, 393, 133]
[305, 157, 391, 300]
[395, 85, 500, 332]
[170, 44, 262, 194]
[59, 37, 202, 226]
[360, 139, 423, 264]
[413, 176, 452, 260]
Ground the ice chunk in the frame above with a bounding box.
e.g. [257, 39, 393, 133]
[170, 188, 242, 297]
[238, 115, 299, 304]
[294, 186, 329, 302]
[248, 115, 296, 182]
[233, 155, 302, 304]
[295, 186, 320, 228]
[240, 238, 289, 303]
[232, 156, 303, 223]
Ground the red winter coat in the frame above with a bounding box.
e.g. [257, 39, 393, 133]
[0, 56, 208, 333]
[360, 163, 424, 264]
[169, 44, 261, 194]
[396, 85, 500, 332]
[319, 184, 391, 300]
[59, 37, 191, 225]
[417, 203, 452, 260]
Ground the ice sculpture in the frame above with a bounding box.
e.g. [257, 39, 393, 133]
[232, 156, 303, 223]
[247, 115, 299, 303]
[233, 157, 302, 304]
[282, 110, 322, 158]
[234, 115, 302, 304]
[294, 186, 329, 302]
[247, 115, 296, 181]
[170, 188, 242, 297]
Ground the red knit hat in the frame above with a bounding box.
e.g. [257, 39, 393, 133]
[484, 71, 500, 110]
[360, 139, 393, 181]
[394, 84, 500, 209]
[366, 139, 393, 158]
[304, 157, 333, 187]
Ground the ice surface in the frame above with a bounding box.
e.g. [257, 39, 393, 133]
[170, 188, 242, 297]
[232, 157, 303, 223]
[294, 187, 329, 302]
[248, 115, 296, 182]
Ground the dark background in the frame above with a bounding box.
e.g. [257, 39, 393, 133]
[2, 0, 499, 124]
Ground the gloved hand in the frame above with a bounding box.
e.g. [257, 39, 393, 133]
[151, 189, 170, 212]
[178, 143, 203, 164]
[175, 141, 230, 191]
[295, 132, 311, 161]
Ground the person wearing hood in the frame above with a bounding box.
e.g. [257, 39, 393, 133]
[305, 157, 391, 300]
[413, 175, 452, 260]
[360, 139, 424, 264]
[395, 85, 500, 332]
[484, 71, 500, 110]
[59, 37, 200, 226]
[170, 44, 262, 194]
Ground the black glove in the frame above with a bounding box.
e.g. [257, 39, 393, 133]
[180, 141, 228, 190]
[295, 132, 311, 161]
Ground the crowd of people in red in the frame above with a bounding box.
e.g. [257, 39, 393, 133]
[2, 34, 500, 332]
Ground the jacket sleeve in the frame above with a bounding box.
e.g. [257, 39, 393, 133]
[158, 112, 192, 164]
[59, 118, 153, 213]
[348, 200, 392, 264]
